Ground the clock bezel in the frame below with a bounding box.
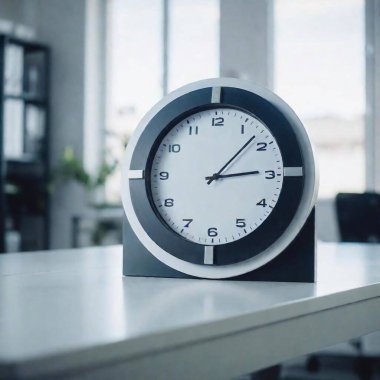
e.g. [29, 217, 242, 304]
[122, 78, 318, 279]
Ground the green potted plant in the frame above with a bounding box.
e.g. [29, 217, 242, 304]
[52, 146, 118, 206]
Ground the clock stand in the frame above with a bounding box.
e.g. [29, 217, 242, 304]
[122, 208, 315, 283]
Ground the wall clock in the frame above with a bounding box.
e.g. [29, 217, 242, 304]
[122, 78, 318, 282]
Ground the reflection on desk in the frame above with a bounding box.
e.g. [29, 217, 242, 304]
[0, 242, 380, 379]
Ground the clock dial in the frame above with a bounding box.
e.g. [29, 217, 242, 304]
[150, 108, 284, 245]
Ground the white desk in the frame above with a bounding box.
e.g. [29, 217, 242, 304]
[1, 243, 380, 379]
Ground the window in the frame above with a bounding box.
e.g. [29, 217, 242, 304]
[106, 0, 163, 202]
[106, 0, 219, 203]
[274, 0, 365, 198]
[168, 0, 219, 92]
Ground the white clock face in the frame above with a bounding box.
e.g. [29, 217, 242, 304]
[150, 107, 284, 245]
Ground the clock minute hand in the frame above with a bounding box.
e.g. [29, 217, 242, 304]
[205, 170, 260, 181]
[207, 135, 256, 184]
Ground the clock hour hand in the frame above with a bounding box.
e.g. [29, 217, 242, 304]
[207, 135, 256, 185]
[205, 170, 260, 181]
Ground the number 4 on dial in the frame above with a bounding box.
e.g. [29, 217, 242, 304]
[256, 199, 267, 207]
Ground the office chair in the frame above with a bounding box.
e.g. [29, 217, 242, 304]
[336, 192, 380, 243]
[306, 192, 380, 380]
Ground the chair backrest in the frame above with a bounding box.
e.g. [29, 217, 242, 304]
[336, 192, 380, 243]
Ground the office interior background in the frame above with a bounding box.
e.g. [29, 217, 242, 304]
[0, 0, 380, 379]
[0, 0, 377, 251]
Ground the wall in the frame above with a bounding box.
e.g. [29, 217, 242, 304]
[35, 0, 89, 249]
[0, 0, 19, 20]
[219, 0, 274, 88]
[316, 199, 339, 242]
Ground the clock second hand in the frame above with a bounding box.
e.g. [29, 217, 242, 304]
[205, 170, 260, 181]
[206, 135, 256, 185]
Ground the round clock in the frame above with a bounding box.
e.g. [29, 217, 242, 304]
[122, 78, 318, 279]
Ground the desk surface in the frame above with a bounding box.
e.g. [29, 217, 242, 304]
[1, 243, 380, 379]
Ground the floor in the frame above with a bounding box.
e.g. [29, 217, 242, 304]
[281, 356, 379, 380]
[238, 354, 380, 380]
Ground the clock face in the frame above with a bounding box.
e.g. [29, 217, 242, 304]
[150, 108, 284, 245]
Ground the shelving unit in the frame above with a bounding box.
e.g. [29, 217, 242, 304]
[0, 35, 50, 253]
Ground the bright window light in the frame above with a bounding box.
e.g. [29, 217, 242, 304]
[275, 0, 365, 198]
[106, 0, 219, 203]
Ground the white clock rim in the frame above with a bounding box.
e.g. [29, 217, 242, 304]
[122, 78, 319, 279]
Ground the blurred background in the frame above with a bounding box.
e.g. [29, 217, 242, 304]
[1, 0, 376, 253]
[1, 1, 380, 379]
